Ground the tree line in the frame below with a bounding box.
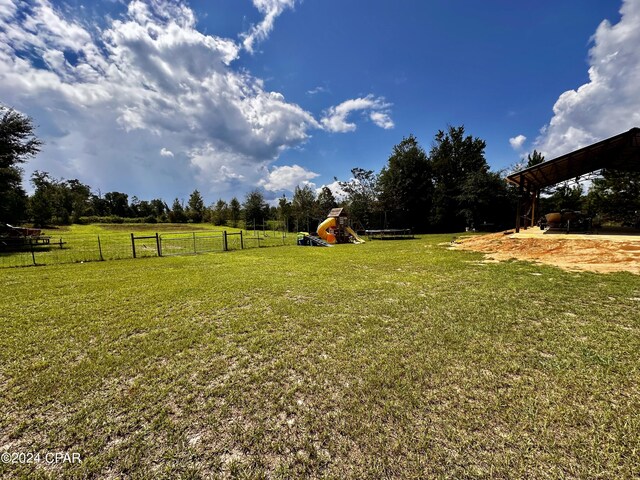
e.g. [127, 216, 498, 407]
[340, 127, 516, 232]
[3, 105, 638, 232]
[25, 170, 246, 227]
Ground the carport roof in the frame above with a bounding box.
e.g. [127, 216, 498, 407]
[506, 127, 640, 192]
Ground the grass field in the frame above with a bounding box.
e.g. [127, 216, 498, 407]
[1, 235, 639, 478]
[0, 223, 293, 268]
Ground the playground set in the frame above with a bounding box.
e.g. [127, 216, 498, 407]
[297, 208, 365, 247]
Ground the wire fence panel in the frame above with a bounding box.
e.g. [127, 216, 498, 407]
[0, 233, 133, 267]
[96, 234, 135, 261]
[42, 236, 102, 264]
[0, 248, 35, 268]
[243, 233, 293, 249]
[132, 235, 160, 259]
[159, 231, 224, 256]
[159, 236, 197, 256]
[195, 233, 225, 253]
[226, 232, 243, 251]
[0, 228, 295, 268]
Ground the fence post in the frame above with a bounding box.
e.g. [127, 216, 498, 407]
[156, 232, 161, 257]
[193, 232, 197, 254]
[223, 231, 228, 251]
[30, 240, 36, 266]
[97, 235, 104, 261]
[240, 230, 243, 249]
[131, 233, 137, 258]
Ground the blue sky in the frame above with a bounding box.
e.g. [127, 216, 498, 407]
[1, 0, 639, 205]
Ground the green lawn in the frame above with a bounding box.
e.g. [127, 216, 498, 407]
[0, 235, 638, 479]
[1, 223, 293, 268]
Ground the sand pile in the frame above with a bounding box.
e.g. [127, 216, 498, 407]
[453, 229, 640, 274]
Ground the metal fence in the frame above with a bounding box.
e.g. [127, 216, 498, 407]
[159, 231, 226, 256]
[0, 230, 293, 269]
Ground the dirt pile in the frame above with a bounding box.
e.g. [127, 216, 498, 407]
[453, 229, 640, 274]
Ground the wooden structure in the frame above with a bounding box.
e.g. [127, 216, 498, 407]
[326, 208, 350, 243]
[506, 127, 640, 232]
[0, 223, 51, 248]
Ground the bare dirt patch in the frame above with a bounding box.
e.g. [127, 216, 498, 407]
[452, 228, 640, 274]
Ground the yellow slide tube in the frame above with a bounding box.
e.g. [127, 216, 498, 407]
[317, 217, 337, 243]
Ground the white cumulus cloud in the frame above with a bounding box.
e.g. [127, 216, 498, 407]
[259, 164, 319, 191]
[369, 111, 394, 130]
[241, 0, 297, 53]
[0, 0, 392, 200]
[321, 95, 393, 133]
[0, 0, 320, 197]
[534, 0, 640, 158]
[509, 134, 527, 150]
[316, 180, 347, 201]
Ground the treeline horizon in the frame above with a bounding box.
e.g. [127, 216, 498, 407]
[4, 123, 521, 233]
[3, 105, 639, 233]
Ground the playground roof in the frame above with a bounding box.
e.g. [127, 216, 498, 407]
[328, 208, 346, 217]
[506, 127, 640, 193]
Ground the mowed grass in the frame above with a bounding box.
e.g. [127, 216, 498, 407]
[1, 223, 293, 268]
[0, 235, 639, 479]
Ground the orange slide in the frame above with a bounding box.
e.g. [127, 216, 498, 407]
[317, 217, 337, 244]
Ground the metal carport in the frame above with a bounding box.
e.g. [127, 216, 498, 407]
[506, 127, 640, 232]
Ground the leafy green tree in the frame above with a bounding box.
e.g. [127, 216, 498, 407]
[292, 185, 316, 232]
[268, 205, 278, 226]
[542, 182, 584, 214]
[277, 195, 292, 231]
[28, 172, 86, 225]
[0, 106, 42, 223]
[511, 149, 545, 174]
[150, 198, 168, 221]
[526, 150, 545, 168]
[187, 189, 205, 223]
[66, 179, 92, 222]
[585, 169, 640, 225]
[243, 190, 267, 230]
[29, 171, 55, 226]
[338, 168, 380, 228]
[129, 196, 142, 217]
[212, 199, 229, 226]
[168, 198, 187, 223]
[104, 192, 130, 217]
[428, 125, 492, 231]
[378, 134, 433, 231]
[90, 193, 109, 216]
[316, 186, 337, 217]
[458, 169, 514, 229]
[229, 197, 241, 228]
[137, 200, 155, 219]
[128, 197, 156, 221]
